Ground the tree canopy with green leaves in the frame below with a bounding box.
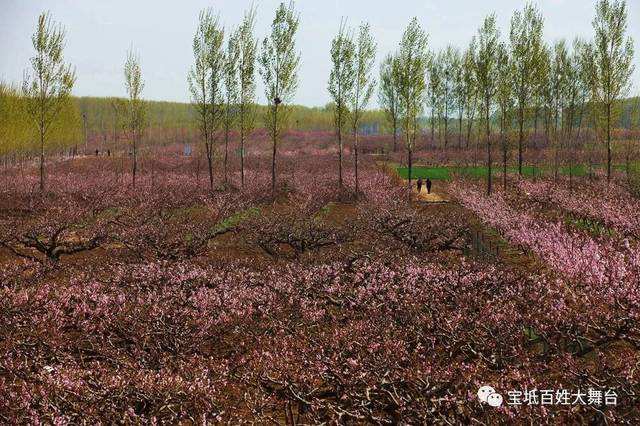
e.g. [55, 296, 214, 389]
[510, 2, 545, 176]
[474, 14, 500, 195]
[590, 0, 635, 181]
[124, 48, 146, 188]
[395, 17, 429, 186]
[378, 53, 401, 152]
[328, 22, 355, 188]
[259, 1, 301, 193]
[234, 7, 258, 188]
[22, 11, 76, 191]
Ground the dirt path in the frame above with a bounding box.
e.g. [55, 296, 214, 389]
[377, 162, 545, 270]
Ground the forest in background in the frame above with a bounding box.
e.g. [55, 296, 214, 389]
[1, 85, 388, 157]
[1, 85, 637, 159]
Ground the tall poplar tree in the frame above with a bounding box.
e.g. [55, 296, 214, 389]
[223, 31, 239, 186]
[495, 42, 513, 191]
[23, 12, 75, 191]
[510, 3, 544, 176]
[379, 53, 401, 152]
[396, 17, 429, 187]
[350, 22, 376, 195]
[234, 8, 258, 188]
[474, 14, 500, 195]
[188, 9, 224, 191]
[591, 0, 635, 181]
[123, 48, 146, 188]
[551, 40, 569, 180]
[328, 23, 355, 188]
[260, 1, 300, 193]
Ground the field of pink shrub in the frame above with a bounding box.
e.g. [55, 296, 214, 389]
[1, 143, 639, 423]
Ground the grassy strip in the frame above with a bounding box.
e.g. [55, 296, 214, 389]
[214, 207, 261, 233]
[396, 162, 639, 180]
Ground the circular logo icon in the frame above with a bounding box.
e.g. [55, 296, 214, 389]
[477, 385, 496, 403]
[487, 392, 504, 407]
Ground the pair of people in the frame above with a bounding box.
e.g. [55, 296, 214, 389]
[417, 177, 432, 194]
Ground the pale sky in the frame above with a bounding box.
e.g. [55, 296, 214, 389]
[1, 0, 638, 107]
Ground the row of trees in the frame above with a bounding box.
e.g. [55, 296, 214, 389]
[4, 1, 637, 194]
[328, 21, 376, 193]
[187, 2, 301, 192]
[12, 11, 149, 190]
[328, 17, 433, 191]
[71, 98, 385, 144]
[378, 0, 636, 193]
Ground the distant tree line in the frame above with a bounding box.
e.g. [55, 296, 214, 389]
[1, 0, 638, 194]
[376, 0, 636, 193]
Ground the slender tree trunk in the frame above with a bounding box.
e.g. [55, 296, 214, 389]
[354, 128, 359, 195]
[444, 99, 448, 148]
[518, 106, 524, 176]
[206, 142, 214, 191]
[607, 102, 612, 182]
[338, 115, 343, 188]
[569, 136, 574, 192]
[533, 107, 539, 148]
[392, 120, 397, 153]
[224, 121, 229, 185]
[271, 103, 278, 193]
[568, 105, 575, 192]
[501, 114, 507, 192]
[39, 127, 45, 191]
[554, 105, 559, 181]
[458, 112, 463, 149]
[430, 110, 435, 147]
[467, 102, 477, 153]
[407, 144, 413, 189]
[486, 98, 492, 196]
[240, 116, 245, 189]
[132, 130, 137, 188]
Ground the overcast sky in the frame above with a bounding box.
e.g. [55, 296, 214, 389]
[1, 0, 638, 107]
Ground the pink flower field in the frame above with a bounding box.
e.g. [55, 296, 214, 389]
[1, 142, 639, 424]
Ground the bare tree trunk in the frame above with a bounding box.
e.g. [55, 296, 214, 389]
[206, 142, 214, 191]
[271, 103, 278, 193]
[501, 114, 507, 192]
[607, 102, 612, 182]
[430, 110, 435, 148]
[486, 99, 492, 196]
[39, 127, 45, 191]
[224, 122, 229, 185]
[354, 128, 359, 195]
[338, 117, 343, 188]
[554, 106, 559, 182]
[241, 116, 245, 189]
[533, 107, 539, 148]
[518, 106, 524, 176]
[407, 145, 413, 188]
[458, 112, 463, 149]
[392, 120, 397, 153]
[444, 104, 449, 148]
[132, 131, 137, 188]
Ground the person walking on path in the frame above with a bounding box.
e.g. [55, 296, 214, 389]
[426, 178, 432, 194]
[417, 177, 423, 193]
